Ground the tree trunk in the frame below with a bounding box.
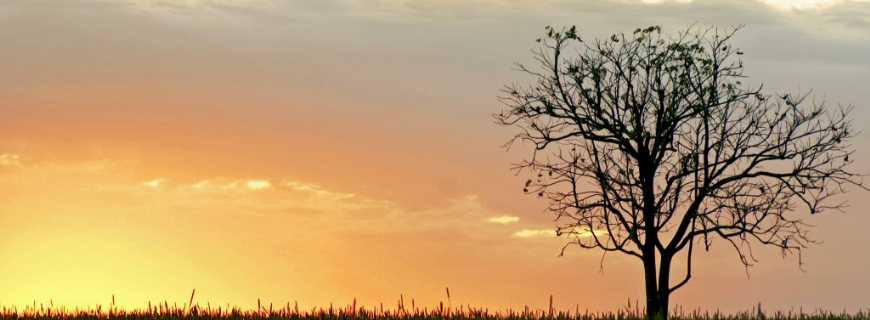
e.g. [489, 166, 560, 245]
[643, 253, 660, 320]
[657, 255, 672, 320]
[644, 255, 672, 320]
[640, 162, 668, 320]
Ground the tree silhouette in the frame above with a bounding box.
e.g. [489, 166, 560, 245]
[495, 25, 865, 320]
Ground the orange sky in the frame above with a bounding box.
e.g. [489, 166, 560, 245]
[1, 0, 870, 313]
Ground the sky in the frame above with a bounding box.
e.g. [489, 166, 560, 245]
[1, 0, 870, 313]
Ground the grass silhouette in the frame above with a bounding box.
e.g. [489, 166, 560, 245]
[2, 291, 867, 320]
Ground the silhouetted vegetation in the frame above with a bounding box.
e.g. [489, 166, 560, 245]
[2, 300, 867, 320]
[495, 25, 866, 320]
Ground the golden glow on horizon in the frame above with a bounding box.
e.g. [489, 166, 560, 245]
[0, 154, 570, 310]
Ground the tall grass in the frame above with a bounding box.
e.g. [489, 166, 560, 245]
[1, 291, 867, 320]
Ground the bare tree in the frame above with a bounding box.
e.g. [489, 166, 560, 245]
[495, 25, 865, 320]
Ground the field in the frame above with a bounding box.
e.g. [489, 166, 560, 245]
[2, 296, 867, 320]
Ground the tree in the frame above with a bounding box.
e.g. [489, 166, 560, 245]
[494, 25, 865, 320]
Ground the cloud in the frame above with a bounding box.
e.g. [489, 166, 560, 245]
[758, 0, 870, 10]
[513, 227, 608, 239]
[0, 154, 22, 167]
[394, 194, 506, 231]
[158, 180, 520, 239]
[2, 156, 116, 174]
[170, 177, 395, 217]
[284, 180, 357, 200]
[246, 179, 272, 190]
[143, 178, 165, 188]
[191, 180, 211, 189]
[567, 228, 609, 239]
[629, 0, 870, 10]
[126, 0, 274, 10]
[488, 215, 520, 224]
[180, 179, 270, 191]
[513, 229, 557, 238]
[637, 0, 692, 4]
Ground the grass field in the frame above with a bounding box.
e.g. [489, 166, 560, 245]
[2, 295, 867, 320]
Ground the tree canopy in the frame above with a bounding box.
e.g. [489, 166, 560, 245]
[495, 25, 865, 320]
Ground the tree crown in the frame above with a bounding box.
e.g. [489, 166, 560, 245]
[495, 25, 865, 281]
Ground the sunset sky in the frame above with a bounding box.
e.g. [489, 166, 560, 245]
[2, 0, 870, 313]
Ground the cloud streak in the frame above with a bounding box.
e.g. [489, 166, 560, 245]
[143, 178, 165, 188]
[488, 215, 520, 224]
[513, 229, 556, 238]
[756, 0, 870, 10]
[513, 228, 609, 239]
[246, 179, 272, 190]
[0, 154, 22, 167]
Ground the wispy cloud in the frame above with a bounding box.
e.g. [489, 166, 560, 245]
[143, 178, 165, 188]
[127, 0, 274, 10]
[179, 179, 271, 192]
[513, 227, 609, 239]
[631, 0, 870, 10]
[757, 0, 870, 10]
[513, 229, 556, 238]
[566, 228, 609, 239]
[191, 180, 211, 189]
[246, 179, 272, 190]
[488, 215, 520, 224]
[124, 0, 870, 16]
[284, 180, 357, 200]
[0, 154, 22, 167]
[636, 0, 692, 4]
[147, 177, 521, 238]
